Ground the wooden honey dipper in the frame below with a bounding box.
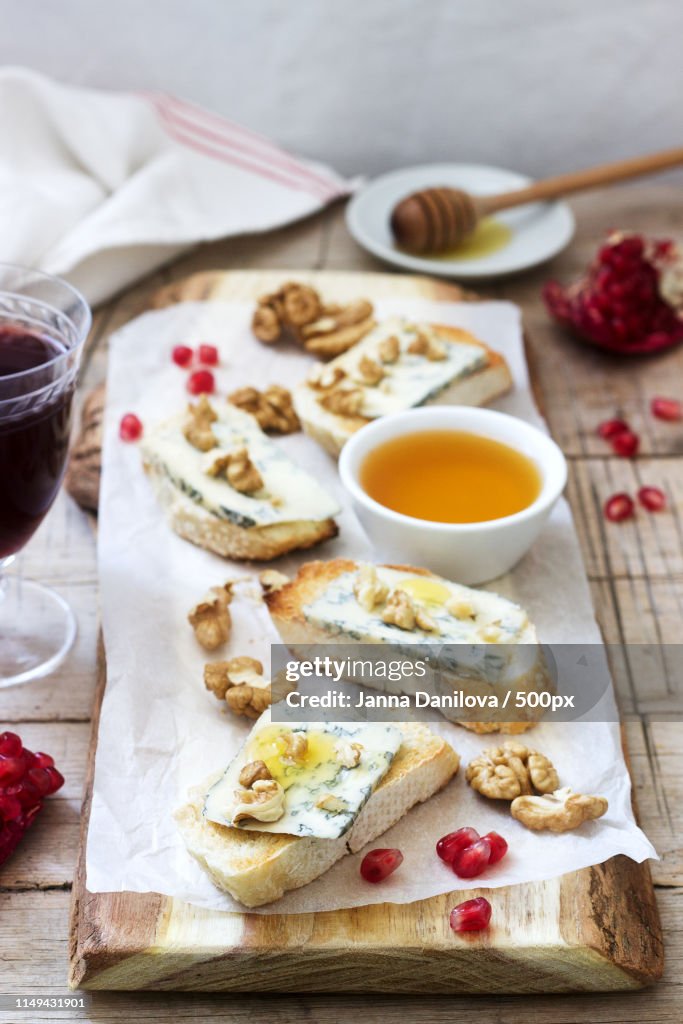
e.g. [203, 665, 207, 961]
[390, 147, 683, 254]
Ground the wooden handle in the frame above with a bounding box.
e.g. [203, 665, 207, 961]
[478, 147, 683, 215]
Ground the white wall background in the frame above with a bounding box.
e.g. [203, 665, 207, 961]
[2, 0, 682, 178]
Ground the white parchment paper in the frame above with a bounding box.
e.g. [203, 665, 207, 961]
[88, 298, 656, 913]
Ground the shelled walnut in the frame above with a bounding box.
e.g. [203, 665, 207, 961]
[353, 565, 389, 612]
[251, 282, 375, 358]
[228, 385, 300, 434]
[466, 741, 559, 800]
[381, 588, 439, 632]
[511, 788, 608, 833]
[187, 583, 233, 650]
[205, 447, 264, 494]
[238, 760, 272, 788]
[204, 656, 272, 719]
[183, 395, 218, 452]
[407, 328, 447, 361]
[259, 569, 290, 594]
[356, 355, 384, 385]
[232, 778, 285, 824]
[318, 386, 364, 416]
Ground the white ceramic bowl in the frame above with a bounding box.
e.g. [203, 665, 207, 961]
[339, 406, 567, 585]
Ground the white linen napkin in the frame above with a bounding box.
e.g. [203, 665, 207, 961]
[0, 68, 355, 305]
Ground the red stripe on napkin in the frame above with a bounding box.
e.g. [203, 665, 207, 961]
[146, 93, 341, 201]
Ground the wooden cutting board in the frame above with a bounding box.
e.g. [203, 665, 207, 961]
[68, 269, 663, 993]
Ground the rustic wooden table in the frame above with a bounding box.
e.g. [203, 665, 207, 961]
[2, 185, 682, 1023]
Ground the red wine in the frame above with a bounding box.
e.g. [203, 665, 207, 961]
[0, 326, 74, 559]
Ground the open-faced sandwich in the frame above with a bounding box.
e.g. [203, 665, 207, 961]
[293, 317, 513, 456]
[175, 713, 459, 907]
[264, 559, 550, 733]
[140, 396, 339, 560]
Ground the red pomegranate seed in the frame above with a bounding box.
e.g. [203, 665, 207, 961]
[611, 429, 639, 457]
[452, 837, 492, 879]
[0, 756, 26, 786]
[198, 343, 219, 366]
[604, 493, 635, 523]
[482, 831, 508, 865]
[187, 369, 215, 395]
[638, 486, 667, 512]
[436, 827, 480, 864]
[172, 344, 193, 368]
[119, 413, 143, 442]
[360, 848, 404, 883]
[44, 767, 65, 794]
[0, 732, 22, 757]
[597, 418, 630, 440]
[651, 396, 682, 422]
[450, 897, 492, 934]
[31, 752, 54, 769]
[27, 768, 54, 797]
[0, 794, 22, 821]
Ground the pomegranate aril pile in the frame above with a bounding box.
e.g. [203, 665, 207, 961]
[436, 826, 480, 864]
[0, 732, 64, 866]
[544, 233, 683, 354]
[450, 897, 492, 934]
[360, 847, 403, 883]
[435, 826, 508, 879]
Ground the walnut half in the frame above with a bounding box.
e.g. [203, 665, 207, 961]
[407, 328, 447, 361]
[353, 565, 389, 611]
[381, 588, 439, 633]
[228, 384, 300, 435]
[319, 386, 364, 417]
[187, 583, 233, 650]
[204, 656, 272, 719]
[251, 283, 375, 358]
[466, 742, 560, 801]
[232, 778, 285, 824]
[511, 787, 608, 833]
[183, 395, 218, 452]
[205, 447, 264, 495]
[239, 760, 272, 788]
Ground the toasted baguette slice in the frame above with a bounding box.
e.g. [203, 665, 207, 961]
[265, 559, 549, 734]
[140, 401, 339, 561]
[294, 319, 513, 457]
[143, 461, 337, 561]
[175, 722, 459, 908]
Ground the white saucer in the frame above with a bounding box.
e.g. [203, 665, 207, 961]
[346, 163, 575, 279]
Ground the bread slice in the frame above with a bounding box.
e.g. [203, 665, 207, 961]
[293, 320, 513, 457]
[140, 401, 339, 561]
[175, 722, 459, 907]
[264, 559, 549, 734]
[143, 461, 338, 561]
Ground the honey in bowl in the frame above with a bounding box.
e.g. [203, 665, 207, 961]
[359, 429, 542, 524]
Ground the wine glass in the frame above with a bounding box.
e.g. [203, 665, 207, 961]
[0, 265, 91, 687]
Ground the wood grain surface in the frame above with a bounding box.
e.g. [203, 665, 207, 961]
[2, 188, 682, 1021]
